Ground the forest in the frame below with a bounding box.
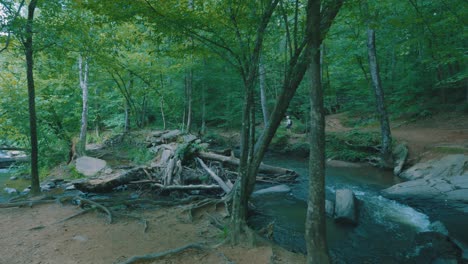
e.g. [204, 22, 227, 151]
[0, 0, 467, 264]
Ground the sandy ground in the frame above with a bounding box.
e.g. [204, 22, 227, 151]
[0, 202, 304, 264]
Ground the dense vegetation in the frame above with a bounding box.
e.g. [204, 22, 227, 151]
[1, 0, 465, 170]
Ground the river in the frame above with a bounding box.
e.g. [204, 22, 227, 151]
[250, 154, 468, 263]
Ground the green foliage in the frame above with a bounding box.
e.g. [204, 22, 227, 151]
[270, 130, 290, 152]
[326, 130, 380, 162]
[175, 141, 206, 164]
[202, 132, 226, 147]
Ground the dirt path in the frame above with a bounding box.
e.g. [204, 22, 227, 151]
[0, 202, 304, 264]
[326, 112, 468, 162]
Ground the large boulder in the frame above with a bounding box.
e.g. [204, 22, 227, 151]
[75, 156, 107, 177]
[334, 189, 358, 225]
[393, 143, 408, 176]
[382, 175, 468, 213]
[399, 154, 467, 181]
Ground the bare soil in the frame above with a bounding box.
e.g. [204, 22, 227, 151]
[0, 202, 304, 264]
[326, 112, 468, 163]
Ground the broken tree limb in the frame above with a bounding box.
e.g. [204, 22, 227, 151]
[119, 243, 206, 264]
[196, 158, 231, 193]
[128, 180, 223, 191]
[197, 152, 297, 177]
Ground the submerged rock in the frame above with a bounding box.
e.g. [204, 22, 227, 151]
[253, 184, 291, 195]
[325, 199, 335, 217]
[334, 189, 358, 225]
[406, 231, 463, 264]
[3, 187, 17, 195]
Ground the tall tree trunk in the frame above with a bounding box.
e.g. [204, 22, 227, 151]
[24, 0, 39, 195]
[201, 82, 206, 134]
[78, 54, 89, 156]
[228, 0, 343, 245]
[159, 73, 166, 130]
[305, 1, 330, 263]
[259, 58, 269, 126]
[186, 68, 193, 132]
[367, 29, 393, 168]
[124, 100, 130, 133]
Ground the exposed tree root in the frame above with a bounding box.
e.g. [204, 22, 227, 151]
[55, 207, 96, 224]
[74, 196, 113, 224]
[0, 199, 55, 208]
[118, 243, 206, 264]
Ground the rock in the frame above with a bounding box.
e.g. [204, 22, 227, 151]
[72, 235, 88, 242]
[65, 184, 76, 191]
[406, 231, 462, 264]
[9, 176, 18, 181]
[75, 156, 107, 177]
[399, 154, 467, 181]
[253, 184, 291, 195]
[325, 199, 335, 217]
[429, 221, 449, 236]
[3, 187, 17, 194]
[382, 175, 468, 213]
[334, 189, 358, 225]
[393, 143, 408, 176]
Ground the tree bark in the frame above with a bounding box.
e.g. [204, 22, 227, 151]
[259, 58, 269, 126]
[78, 54, 89, 156]
[185, 68, 193, 132]
[305, 2, 330, 261]
[24, 0, 40, 195]
[367, 29, 393, 168]
[201, 82, 206, 134]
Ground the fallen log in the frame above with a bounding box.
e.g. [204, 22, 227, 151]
[74, 167, 149, 193]
[197, 152, 297, 178]
[129, 180, 222, 191]
[196, 158, 232, 193]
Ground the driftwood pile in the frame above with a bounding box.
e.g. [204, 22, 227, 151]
[74, 130, 297, 195]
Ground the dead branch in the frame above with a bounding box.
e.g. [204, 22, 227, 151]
[196, 157, 231, 193]
[198, 151, 297, 178]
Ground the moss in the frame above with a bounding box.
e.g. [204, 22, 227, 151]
[326, 130, 381, 162]
[430, 146, 468, 154]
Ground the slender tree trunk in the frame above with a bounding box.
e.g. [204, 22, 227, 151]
[124, 100, 130, 133]
[186, 68, 193, 132]
[229, 0, 343, 245]
[78, 54, 89, 156]
[367, 29, 393, 168]
[24, 0, 39, 195]
[160, 97, 166, 130]
[259, 58, 269, 126]
[305, 1, 330, 263]
[201, 83, 206, 134]
[159, 74, 166, 130]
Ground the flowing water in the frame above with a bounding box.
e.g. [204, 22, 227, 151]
[250, 155, 466, 263]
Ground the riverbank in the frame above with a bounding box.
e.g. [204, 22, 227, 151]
[1, 112, 466, 263]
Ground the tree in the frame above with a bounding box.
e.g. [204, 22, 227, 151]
[362, 0, 393, 168]
[366, 28, 393, 168]
[77, 54, 89, 156]
[23, 0, 40, 194]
